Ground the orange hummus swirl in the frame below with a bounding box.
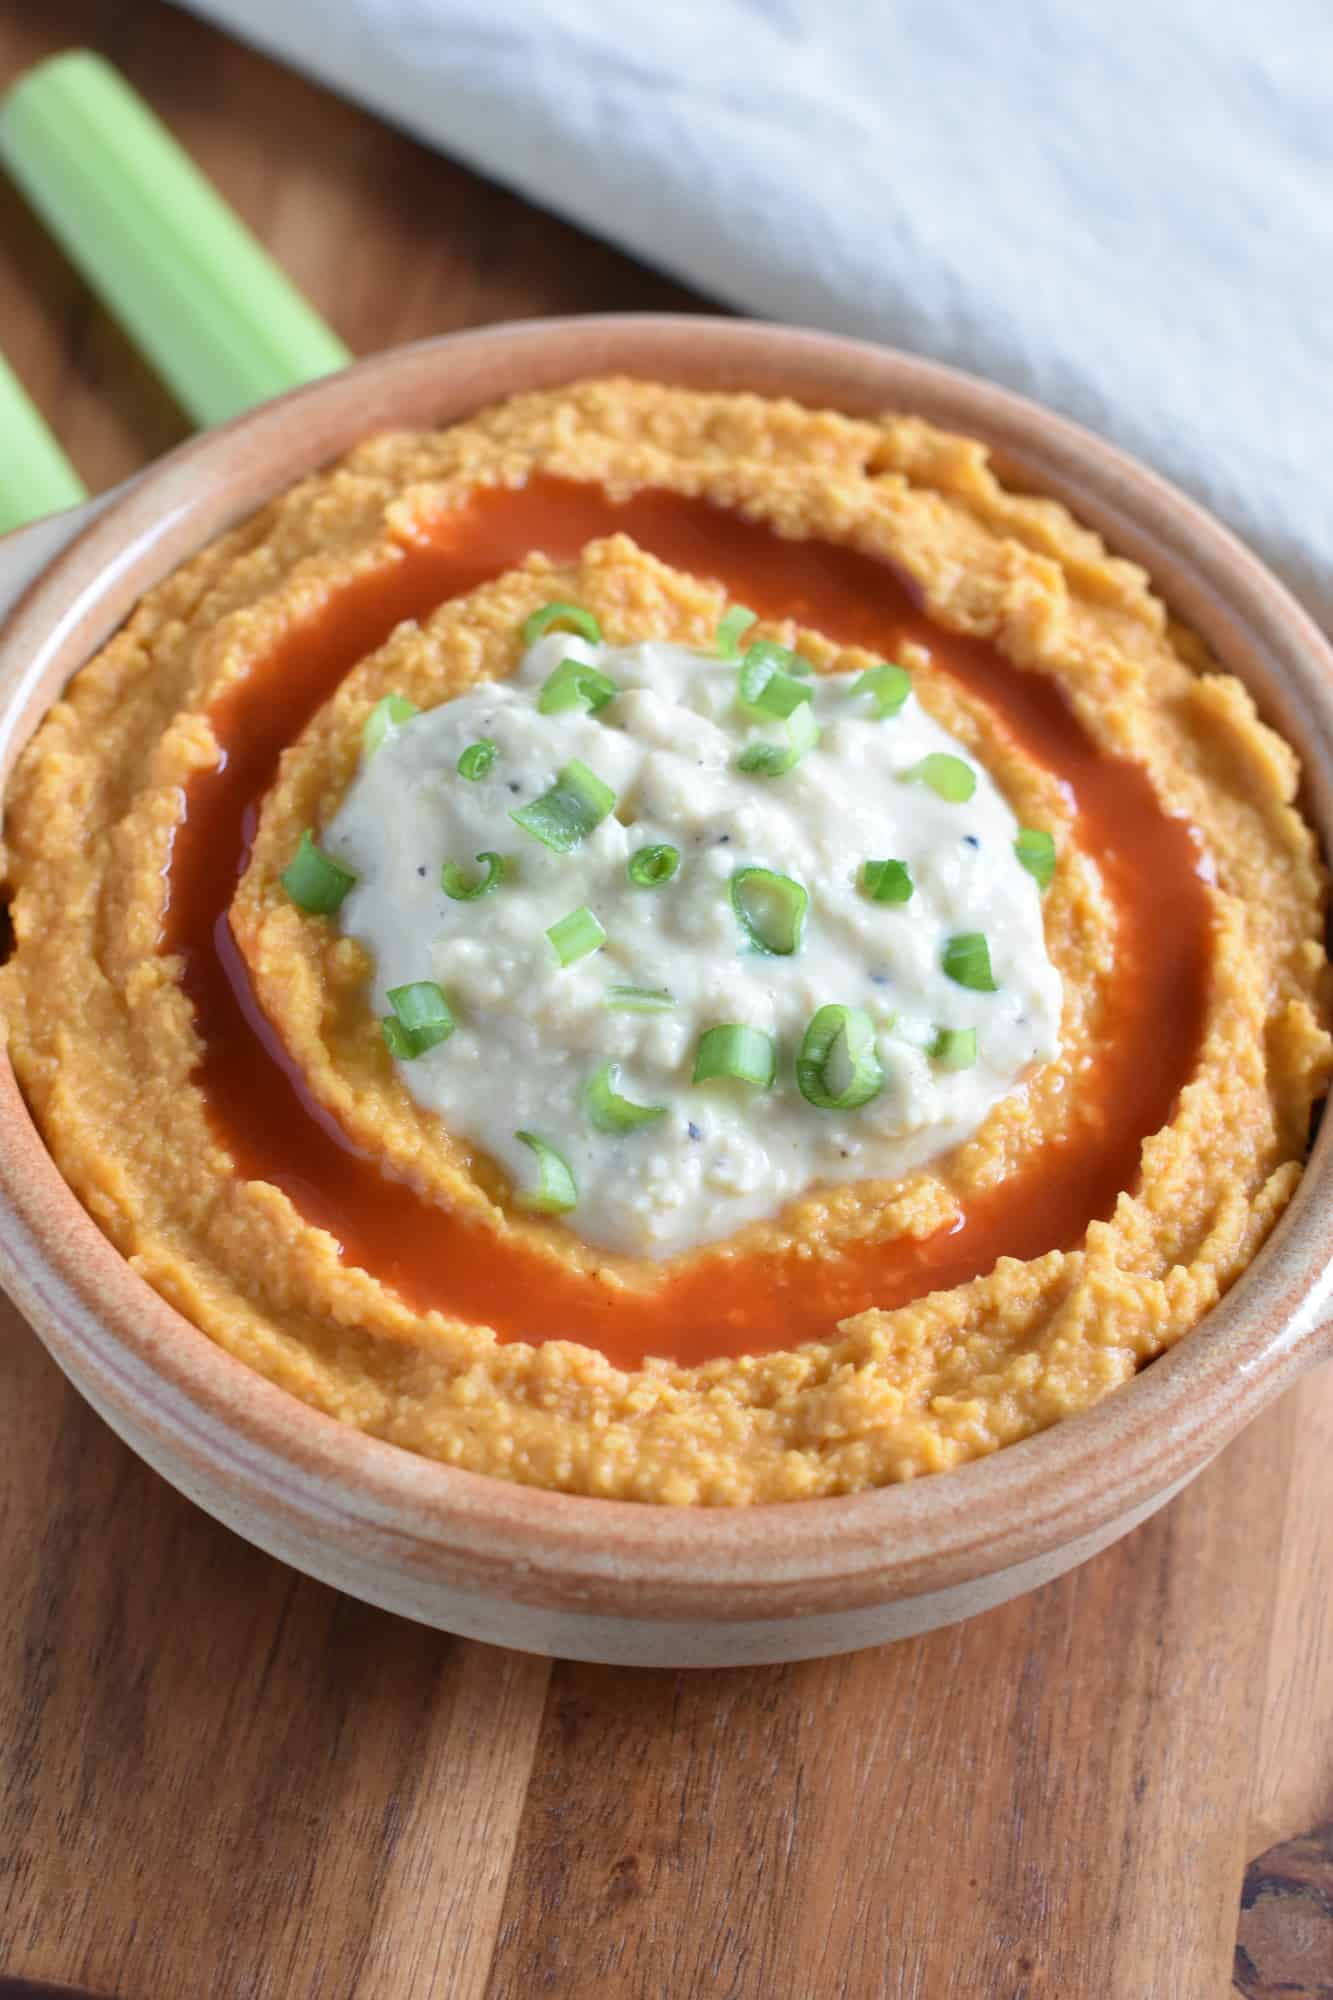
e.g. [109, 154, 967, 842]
[1, 380, 1328, 1504]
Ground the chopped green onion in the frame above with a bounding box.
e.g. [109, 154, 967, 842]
[737, 640, 815, 720]
[627, 843, 681, 888]
[382, 980, 454, 1059]
[862, 858, 914, 904]
[457, 738, 498, 781]
[737, 700, 820, 777]
[441, 851, 504, 901]
[362, 692, 418, 756]
[850, 662, 912, 718]
[730, 866, 809, 956]
[520, 601, 602, 648]
[280, 829, 358, 914]
[605, 983, 675, 1013]
[693, 1023, 777, 1089]
[511, 759, 616, 852]
[513, 1131, 577, 1214]
[1015, 827, 1057, 889]
[547, 905, 607, 966]
[582, 1061, 668, 1135]
[942, 931, 998, 991]
[796, 1004, 884, 1111]
[929, 1026, 978, 1070]
[716, 605, 758, 658]
[905, 752, 976, 803]
[537, 655, 618, 716]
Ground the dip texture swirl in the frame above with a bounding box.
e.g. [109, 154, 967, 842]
[1, 380, 1328, 1504]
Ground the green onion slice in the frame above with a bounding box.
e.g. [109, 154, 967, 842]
[929, 1026, 978, 1070]
[627, 843, 681, 888]
[942, 931, 998, 991]
[511, 759, 616, 851]
[737, 700, 820, 777]
[537, 655, 618, 716]
[382, 980, 455, 1060]
[513, 1131, 578, 1214]
[730, 865, 809, 956]
[520, 601, 602, 647]
[280, 829, 358, 914]
[862, 858, 914, 904]
[362, 692, 418, 756]
[381, 1020, 416, 1060]
[692, 1023, 777, 1089]
[605, 983, 675, 1012]
[1014, 827, 1057, 889]
[547, 904, 607, 966]
[905, 752, 976, 803]
[582, 1061, 669, 1135]
[797, 1004, 885, 1111]
[737, 640, 815, 720]
[441, 851, 504, 901]
[457, 738, 498, 781]
[850, 662, 912, 718]
[716, 605, 758, 658]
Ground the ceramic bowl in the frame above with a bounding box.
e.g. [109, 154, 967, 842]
[1, 316, 1330, 1668]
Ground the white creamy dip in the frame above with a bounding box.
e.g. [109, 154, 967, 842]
[324, 630, 1062, 1257]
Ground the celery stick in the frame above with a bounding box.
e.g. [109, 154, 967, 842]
[0, 50, 351, 429]
[0, 349, 86, 534]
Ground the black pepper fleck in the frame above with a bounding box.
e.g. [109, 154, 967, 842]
[508, 780, 522, 794]
[417, 865, 426, 878]
[687, 1121, 703, 1141]
[717, 832, 731, 845]
[962, 834, 980, 849]
[869, 971, 891, 987]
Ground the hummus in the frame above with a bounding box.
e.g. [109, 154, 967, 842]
[2, 380, 1328, 1504]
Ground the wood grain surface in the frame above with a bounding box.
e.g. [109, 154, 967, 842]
[1, 5, 1331, 1995]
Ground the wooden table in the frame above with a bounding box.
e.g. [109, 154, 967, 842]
[1, 6, 1330, 1994]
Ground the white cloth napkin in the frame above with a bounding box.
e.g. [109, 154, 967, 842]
[179, 0, 1333, 628]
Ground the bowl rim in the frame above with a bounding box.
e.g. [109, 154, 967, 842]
[2, 310, 1332, 1620]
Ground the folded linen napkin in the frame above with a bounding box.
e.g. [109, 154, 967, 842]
[178, 0, 1332, 628]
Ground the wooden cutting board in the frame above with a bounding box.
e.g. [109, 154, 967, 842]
[1, 8, 1330, 1995]
[2, 1295, 1331, 1999]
